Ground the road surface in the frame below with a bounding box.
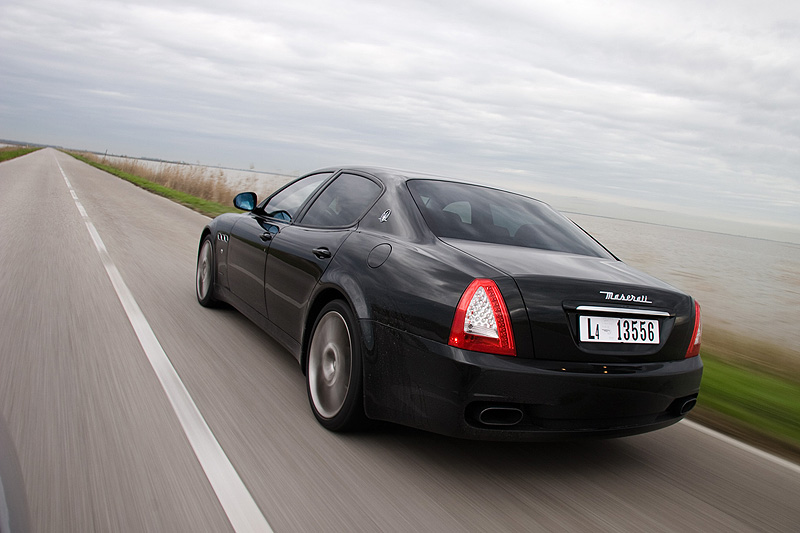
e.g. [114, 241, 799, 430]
[1, 148, 798, 532]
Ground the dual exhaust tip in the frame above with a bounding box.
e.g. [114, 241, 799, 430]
[476, 397, 698, 428]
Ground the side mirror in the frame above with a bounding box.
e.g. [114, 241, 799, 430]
[233, 192, 257, 211]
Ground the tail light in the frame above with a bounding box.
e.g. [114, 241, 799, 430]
[449, 279, 516, 356]
[685, 301, 702, 358]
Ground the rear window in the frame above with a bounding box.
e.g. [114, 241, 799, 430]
[407, 180, 610, 257]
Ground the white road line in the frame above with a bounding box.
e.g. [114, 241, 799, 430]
[57, 159, 273, 533]
[681, 419, 800, 475]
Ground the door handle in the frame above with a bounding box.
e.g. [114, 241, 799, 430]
[260, 232, 272, 242]
[312, 247, 332, 259]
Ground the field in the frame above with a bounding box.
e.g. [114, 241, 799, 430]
[69, 152, 290, 216]
[0, 145, 42, 161]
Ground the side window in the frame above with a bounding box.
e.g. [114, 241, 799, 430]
[300, 173, 382, 228]
[263, 172, 332, 221]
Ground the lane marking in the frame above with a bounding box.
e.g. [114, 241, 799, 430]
[57, 158, 273, 532]
[681, 420, 800, 475]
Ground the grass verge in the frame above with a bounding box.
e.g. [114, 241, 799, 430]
[690, 350, 800, 462]
[64, 150, 800, 462]
[0, 146, 42, 162]
[67, 152, 241, 217]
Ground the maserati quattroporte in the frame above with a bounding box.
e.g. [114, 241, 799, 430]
[196, 167, 702, 440]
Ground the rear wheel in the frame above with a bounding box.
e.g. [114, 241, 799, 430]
[196, 236, 219, 307]
[306, 300, 364, 431]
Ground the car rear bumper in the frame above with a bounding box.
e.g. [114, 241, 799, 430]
[361, 321, 703, 440]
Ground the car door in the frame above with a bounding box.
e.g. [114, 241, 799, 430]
[264, 172, 383, 342]
[226, 172, 333, 317]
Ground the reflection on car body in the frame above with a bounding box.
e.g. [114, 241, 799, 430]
[196, 167, 702, 440]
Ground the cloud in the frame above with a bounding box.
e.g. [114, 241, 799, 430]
[1, 0, 798, 231]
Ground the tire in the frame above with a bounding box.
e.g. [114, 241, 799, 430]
[196, 235, 220, 307]
[306, 300, 365, 431]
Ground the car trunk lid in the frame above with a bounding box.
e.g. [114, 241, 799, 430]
[443, 240, 696, 363]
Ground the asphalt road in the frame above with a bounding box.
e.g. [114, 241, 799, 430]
[1, 148, 798, 532]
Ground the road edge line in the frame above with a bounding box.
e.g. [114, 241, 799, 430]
[681, 419, 800, 475]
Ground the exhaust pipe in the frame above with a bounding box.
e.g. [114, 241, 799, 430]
[678, 398, 697, 415]
[478, 407, 524, 427]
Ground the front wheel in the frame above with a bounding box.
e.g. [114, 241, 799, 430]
[306, 300, 365, 431]
[196, 235, 219, 307]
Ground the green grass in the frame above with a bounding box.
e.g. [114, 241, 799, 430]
[66, 152, 241, 217]
[696, 350, 800, 448]
[0, 146, 42, 162]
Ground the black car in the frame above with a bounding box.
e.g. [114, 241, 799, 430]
[196, 167, 702, 440]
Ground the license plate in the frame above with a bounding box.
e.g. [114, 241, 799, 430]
[579, 316, 660, 344]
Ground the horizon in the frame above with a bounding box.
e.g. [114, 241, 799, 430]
[7, 139, 797, 245]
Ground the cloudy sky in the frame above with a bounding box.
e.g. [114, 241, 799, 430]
[2, 0, 799, 239]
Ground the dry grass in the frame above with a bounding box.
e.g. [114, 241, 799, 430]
[80, 153, 286, 207]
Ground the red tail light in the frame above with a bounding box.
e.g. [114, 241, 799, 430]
[449, 279, 516, 356]
[685, 301, 702, 358]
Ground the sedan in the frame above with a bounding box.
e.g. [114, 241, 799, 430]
[195, 167, 702, 440]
